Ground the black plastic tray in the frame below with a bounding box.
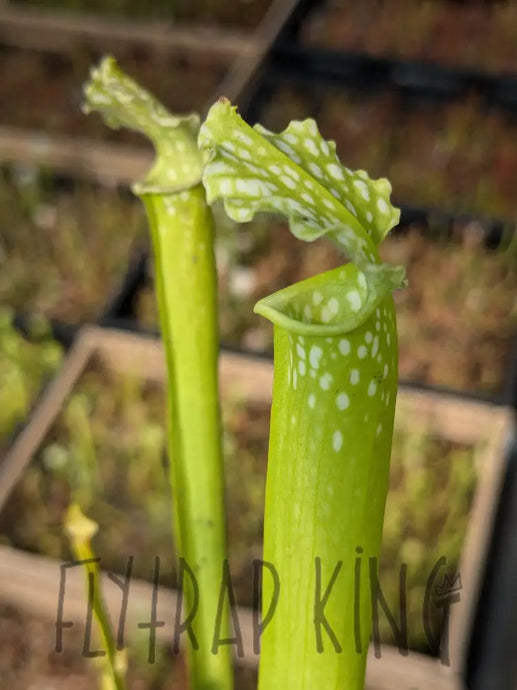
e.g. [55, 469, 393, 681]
[274, 0, 517, 111]
[266, 45, 517, 110]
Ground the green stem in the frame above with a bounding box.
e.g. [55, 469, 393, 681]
[83, 58, 232, 690]
[141, 186, 232, 690]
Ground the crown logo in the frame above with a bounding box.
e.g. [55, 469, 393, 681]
[435, 572, 462, 598]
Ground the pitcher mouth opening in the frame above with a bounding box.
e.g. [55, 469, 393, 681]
[254, 264, 374, 337]
[254, 260, 406, 337]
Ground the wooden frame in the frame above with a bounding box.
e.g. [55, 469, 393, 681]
[0, 326, 513, 689]
[0, 5, 260, 58]
[0, 0, 300, 181]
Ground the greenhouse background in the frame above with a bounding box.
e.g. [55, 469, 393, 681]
[0, 1, 516, 689]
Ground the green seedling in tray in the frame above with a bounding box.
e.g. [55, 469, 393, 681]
[199, 99, 406, 689]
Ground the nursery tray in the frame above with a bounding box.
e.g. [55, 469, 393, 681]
[0, 325, 513, 689]
[0, 164, 149, 327]
[291, 0, 517, 82]
[112, 208, 517, 405]
[1, 1, 275, 33]
[266, 45, 517, 111]
[0, 327, 274, 512]
[0, 545, 459, 690]
[243, 72, 517, 221]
